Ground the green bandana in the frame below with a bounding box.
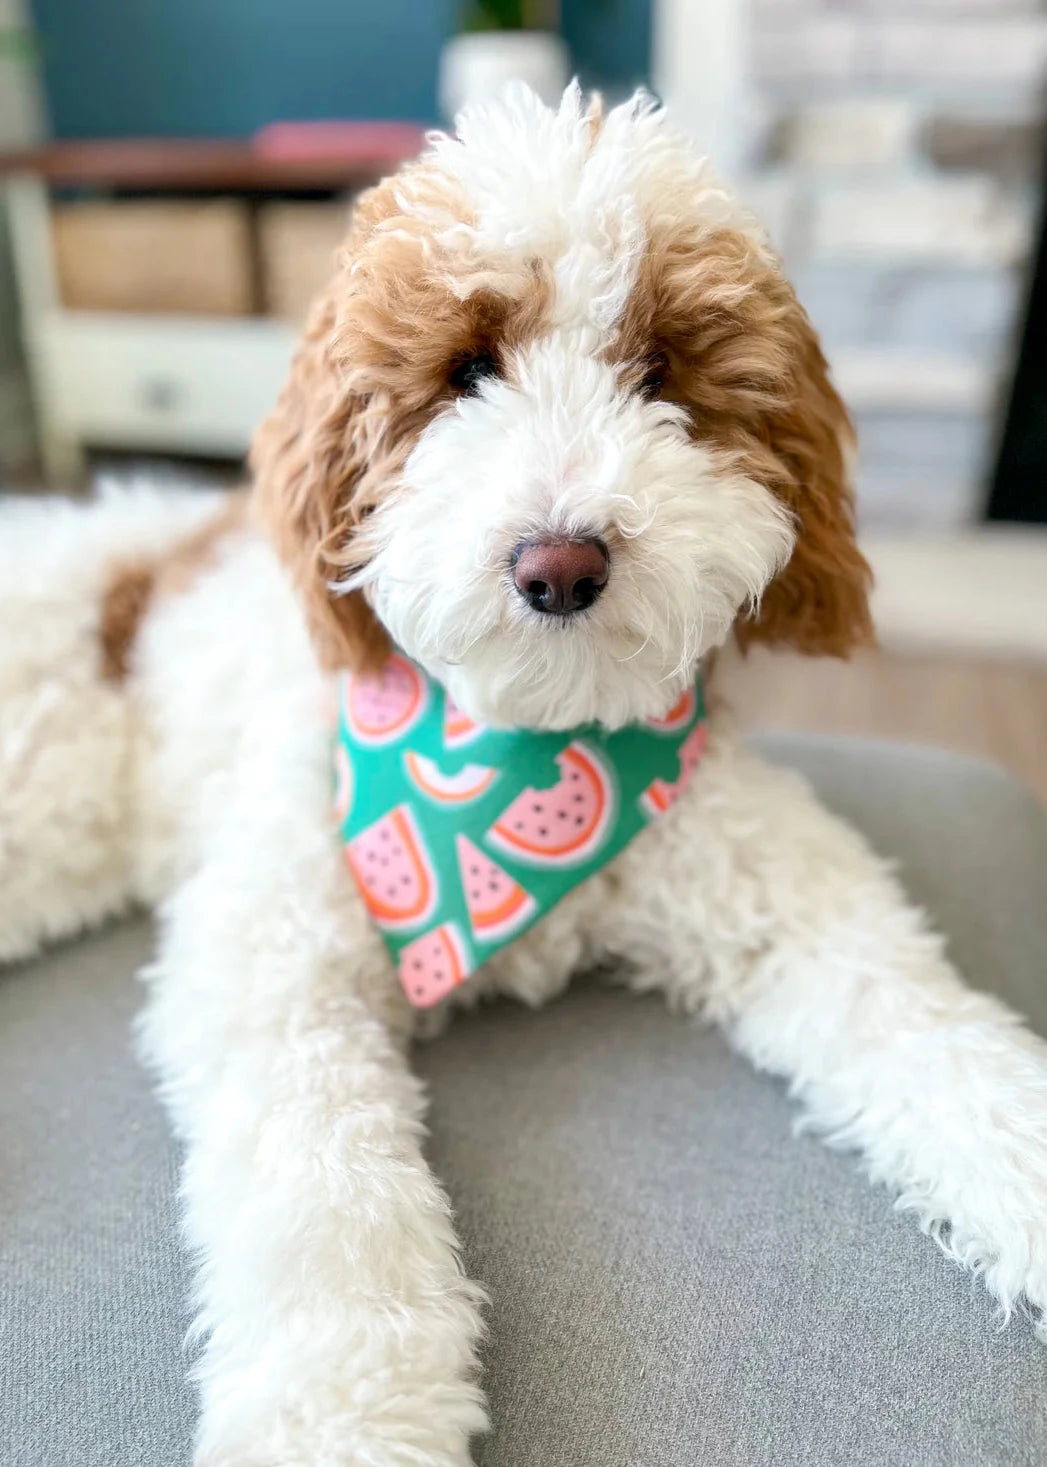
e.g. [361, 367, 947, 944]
[334, 655, 707, 1007]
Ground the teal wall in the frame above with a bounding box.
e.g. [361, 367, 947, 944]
[29, 1, 651, 138]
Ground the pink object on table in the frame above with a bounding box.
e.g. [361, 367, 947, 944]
[252, 121, 427, 164]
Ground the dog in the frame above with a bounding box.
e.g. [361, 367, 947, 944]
[3, 85, 1047, 1467]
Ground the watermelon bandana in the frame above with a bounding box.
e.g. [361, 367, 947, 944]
[334, 655, 707, 1008]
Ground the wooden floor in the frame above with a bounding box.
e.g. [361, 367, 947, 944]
[716, 645, 1047, 805]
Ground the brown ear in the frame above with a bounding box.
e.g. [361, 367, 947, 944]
[250, 283, 391, 673]
[736, 294, 874, 658]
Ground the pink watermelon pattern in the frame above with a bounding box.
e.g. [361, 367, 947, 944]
[334, 649, 706, 1009]
[342, 655, 426, 746]
[344, 805, 437, 931]
[456, 834, 536, 944]
[404, 751, 497, 805]
[397, 923, 469, 1008]
[639, 721, 708, 819]
[647, 686, 698, 734]
[443, 696, 484, 749]
[486, 741, 614, 868]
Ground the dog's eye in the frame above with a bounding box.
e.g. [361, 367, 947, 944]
[638, 352, 669, 400]
[450, 352, 499, 396]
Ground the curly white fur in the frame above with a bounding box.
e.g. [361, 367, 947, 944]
[358, 341, 793, 730]
[3, 86, 1047, 1467]
[6, 482, 1047, 1464]
[345, 85, 794, 730]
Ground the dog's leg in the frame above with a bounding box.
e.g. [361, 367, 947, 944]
[608, 729, 1047, 1336]
[139, 720, 487, 1467]
[0, 487, 218, 963]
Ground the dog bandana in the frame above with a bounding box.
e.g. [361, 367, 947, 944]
[333, 654, 707, 1008]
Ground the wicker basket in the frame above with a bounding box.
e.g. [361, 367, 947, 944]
[258, 200, 353, 322]
[51, 200, 254, 316]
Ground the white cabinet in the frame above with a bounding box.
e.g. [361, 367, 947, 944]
[37, 311, 296, 460]
[4, 174, 296, 482]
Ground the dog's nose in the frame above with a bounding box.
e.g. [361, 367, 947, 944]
[511, 536, 609, 615]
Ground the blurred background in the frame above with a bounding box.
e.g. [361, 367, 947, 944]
[1, 0, 1044, 794]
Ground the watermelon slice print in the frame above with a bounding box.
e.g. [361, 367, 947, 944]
[332, 741, 354, 823]
[344, 805, 437, 931]
[486, 741, 614, 868]
[639, 720, 708, 819]
[646, 685, 697, 734]
[398, 923, 470, 1008]
[404, 751, 497, 805]
[342, 655, 426, 746]
[456, 834, 536, 944]
[443, 696, 484, 749]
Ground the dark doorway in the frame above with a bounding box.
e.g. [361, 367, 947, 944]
[988, 145, 1047, 524]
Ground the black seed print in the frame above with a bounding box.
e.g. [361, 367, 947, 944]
[488, 880, 499, 891]
[413, 960, 422, 970]
[514, 821, 524, 831]
[538, 827, 548, 837]
[558, 811, 568, 819]
[575, 816, 585, 825]
[401, 876, 410, 885]
[573, 793, 584, 803]
[414, 986, 424, 998]
[471, 865, 479, 876]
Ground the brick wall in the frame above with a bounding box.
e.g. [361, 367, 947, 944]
[741, 0, 1047, 528]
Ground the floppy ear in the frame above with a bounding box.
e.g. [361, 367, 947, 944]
[735, 292, 874, 657]
[250, 282, 391, 673]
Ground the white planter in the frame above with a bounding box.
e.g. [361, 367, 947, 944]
[652, 0, 751, 177]
[439, 30, 571, 123]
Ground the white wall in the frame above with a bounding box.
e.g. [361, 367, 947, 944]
[651, 0, 752, 178]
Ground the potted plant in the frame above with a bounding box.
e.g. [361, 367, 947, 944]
[439, 1, 571, 122]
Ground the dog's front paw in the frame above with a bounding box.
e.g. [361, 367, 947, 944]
[193, 1376, 486, 1467]
[196, 1431, 478, 1467]
[902, 1131, 1047, 1341]
[944, 1210, 1047, 1343]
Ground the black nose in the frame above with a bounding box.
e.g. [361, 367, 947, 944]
[511, 536, 610, 615]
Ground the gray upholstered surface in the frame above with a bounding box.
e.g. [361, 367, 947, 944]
[2, 737, 1046, 1467]
[0, 920, 195, 1467]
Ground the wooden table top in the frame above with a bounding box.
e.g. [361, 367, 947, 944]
[0, 128, 427, 189]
